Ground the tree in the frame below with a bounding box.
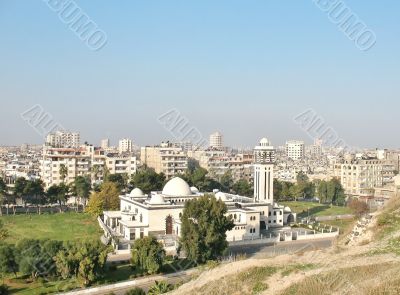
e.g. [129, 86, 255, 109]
[124, 288, 146, 295]
[72, 176, 91, 210]
[15, 239, 62, 279]
[281, 181, 294, 200]
[232, 179, 253, 197]
[131, 236, 165, 274]
[296, 171, 309, 184]
[0, 245, 18, 278]
[0, 178, 7, 216]
[86, 182, 120, 216]
[348, 198, 369, 217]
[220, 170, 233, 192]
[91, 164, 101, 184]
[85, 193, 105, 217]
[107, 174, 127, 192]
[180, 195, 234, 263]
[59, 164, 68, 183]
[23, 179, 45, 214]
[327, 178, 345, 205]
[317, 180, 328, 203]
[0, 220, 8, 241]
[187, 158, 200, 174]
[13, 177, 27, 206]
[0, 284, 9, 295]
[47, 183, 69, 212]
[273, 179, 282, 201]
[148, 281, 173, 295]
[294, 172, 314, 199]
[16, 239, 41, 278]
[130, 168, 165, 193]
[55, 240, 108, 286]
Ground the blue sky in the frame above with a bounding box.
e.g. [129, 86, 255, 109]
[0, 1, 399, 148]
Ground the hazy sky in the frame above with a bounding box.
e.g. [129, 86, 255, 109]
[0, 1, 399, 149]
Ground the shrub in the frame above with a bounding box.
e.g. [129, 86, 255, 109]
[124, 287, 146, 295]
[0, 284, 9, 295]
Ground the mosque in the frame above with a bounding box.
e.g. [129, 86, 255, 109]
[102, 138, 296, 246]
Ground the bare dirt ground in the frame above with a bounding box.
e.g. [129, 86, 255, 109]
[169, 199, 400, 295]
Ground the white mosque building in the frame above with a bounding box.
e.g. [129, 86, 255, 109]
[101, 138, 296, 247]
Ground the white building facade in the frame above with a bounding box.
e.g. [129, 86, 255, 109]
[209, 131, 223, 150]
[286, 140, 305, 160]
[119, 138, 133, 153]
[102, 139, 296, 249]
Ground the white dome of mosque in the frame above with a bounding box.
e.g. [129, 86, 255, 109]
[259, 138, 271, 146]
[190, 186, 199, 193]
[130, 188, 145, 198]
[215, 192, 228, 201]
[162, 177, 193, 196]
[149, 194, 167, 205]
[284, 206, 292, 213]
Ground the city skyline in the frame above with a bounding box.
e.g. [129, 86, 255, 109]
[1, 1, 399, 148]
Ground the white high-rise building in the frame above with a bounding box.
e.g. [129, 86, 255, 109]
[46, 131, 80, 148]
[119, 138, 133, 153]
[101, 139, 110, 149]
[253, 138, 275, 204]
[209, 131, 223, 150]
[286, 140, 305, 160]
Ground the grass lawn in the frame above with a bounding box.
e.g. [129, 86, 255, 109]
[280, 201, 352, 219]
[4, 276, 80, 295]
[1, 212, 102, 244]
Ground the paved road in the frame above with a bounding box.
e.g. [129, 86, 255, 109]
[228, 237, 334, 259]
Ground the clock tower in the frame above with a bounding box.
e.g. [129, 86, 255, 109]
[253, 138, 275, 203]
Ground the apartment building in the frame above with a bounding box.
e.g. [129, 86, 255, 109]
[40, 145, 94, 187]
[40, 145, 137, 188]
[209, 131, 223, 150]
[105, 155, 137, 176]
[140, 142, 188, 178]
[46, 131, 80, 148]
[101, 139, 110, 149]
[119, 138, 133, 153]
[333, 156, 395, 197]
[285, 140, 305, 160]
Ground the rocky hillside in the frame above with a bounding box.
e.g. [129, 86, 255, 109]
[169, 197, 400, 295]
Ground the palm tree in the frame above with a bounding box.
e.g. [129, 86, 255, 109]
[91, 164, 101, 184]
[59, 164, 68, 183]
[148, 281, 173, 295]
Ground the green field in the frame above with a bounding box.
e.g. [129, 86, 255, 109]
[281, 201, 352, 219]
[0, 212, 102, 244]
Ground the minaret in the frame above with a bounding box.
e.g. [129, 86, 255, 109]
[253, 138, 275, 203]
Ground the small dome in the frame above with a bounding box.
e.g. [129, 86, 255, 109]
[190, 186, 199, 193]
[284, 206, 292, 213]
[215, 192, 228, 201]
[130, 188, 145, 198]
[162, 177, 193, 196]
[149, 194, 167, 205]
[259, 138, 271, 146]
